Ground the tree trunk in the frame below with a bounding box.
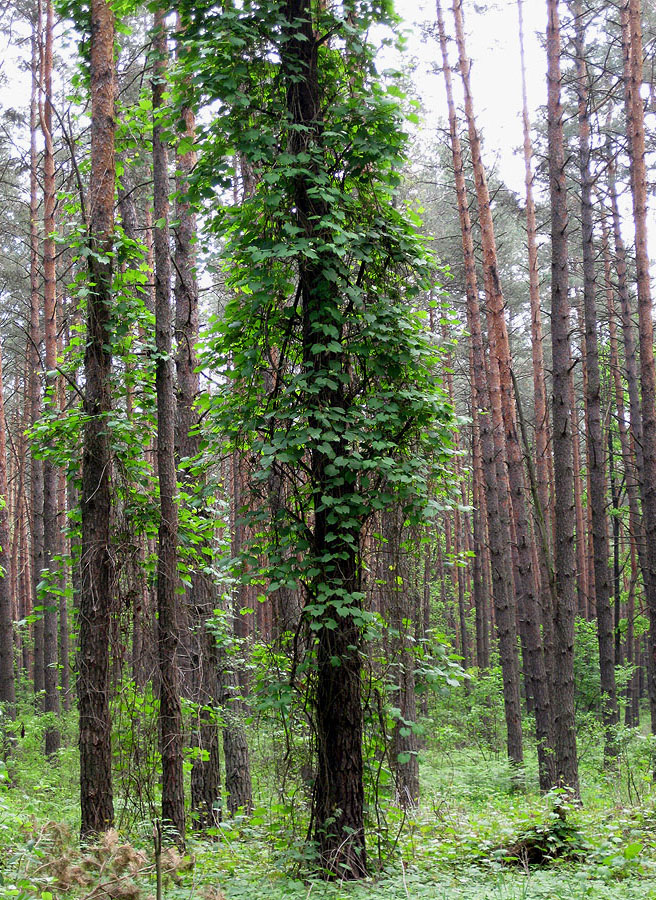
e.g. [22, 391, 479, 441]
[451, 0, 553, 788]
[436, 0, 524, 774]
[546, 0, 579, 794]
[517, 0, 555, 692]
[602, 217, 642, 727]
[622, 0, 656, 732]
[30, 13, 44, 703]
[574, 3, 617, 757]
[381, 507, 420, 809]
[41, 0, 61, 756]
[79, 0, 116, 837]
[153, 9, 185, 847]
[0, 340, 15, 713]
[173, 24, 222, 829]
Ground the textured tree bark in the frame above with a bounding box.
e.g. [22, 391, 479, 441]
[173, 25, 222, 828]
[451, 0, 554, 787]
[436, 0, 524, 774]
[546, 0, 579, 794]
[602, 219, 642, 727]
[622, 0, 656, 732]
[58, 466, 71, 712]
[517, 0, 555, 690]
[30, 13, 44, 702]
[0, 340, 15, 713]
[381, 507, 420, 809]
[152, 9, 185, 847]
[471, 403, 490, 670]
[41, 0, 61, 756]
[573, 4, 617, 757]
[569, 358, 589, 620]
[79, 0, 116, 837]
[442, 325, 470, 669]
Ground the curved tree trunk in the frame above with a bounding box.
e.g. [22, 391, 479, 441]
[436, 0, 524, 774]
[450, 0, 554, 788]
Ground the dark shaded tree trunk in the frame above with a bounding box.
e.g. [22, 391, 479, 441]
[153, 8, 185, 847]
[79, 0, 116, 837]
[573, 4, 617, 757]
[173, 26, 222, 828]
[546, 0, 579, 794]
[279, 0, 367, 876]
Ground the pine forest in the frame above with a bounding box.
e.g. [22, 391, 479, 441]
[0, 0, 656, 897]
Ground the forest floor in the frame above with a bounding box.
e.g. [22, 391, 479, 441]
[2, 713, 656, 898]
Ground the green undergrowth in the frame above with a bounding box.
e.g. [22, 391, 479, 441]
[2, 740, 656, 899]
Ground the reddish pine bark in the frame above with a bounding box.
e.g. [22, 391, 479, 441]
[450, 0, 554, 787]
[29, 13, 44, 701]
[436, 0, 524, 773]
[622, 0, 656, 730]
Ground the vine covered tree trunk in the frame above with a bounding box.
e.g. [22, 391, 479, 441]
[79, 0, 116, 837]
[280, 2, 367, 873]
[546, 0, 579, 794]
[41, 0, 60, 756]
[153, 9, 185, 846]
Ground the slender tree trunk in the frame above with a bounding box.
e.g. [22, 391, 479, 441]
[381, 507, 420, 808]
[79, 0, 116, 837]
[41, 0, 60, 755]
[603, 215, 643, 728]
[173, 24, 222, 829]
[153, 10, 185, 846]
[436, 0, 524, 774]
[30, 14, 44, 703]
[574, 4, 617, 757]
[471, 404, 489, 670]
[0, 340, 15, 714]
[546, 0, 579, 794]
[622, 0, 656, 732]
[517, 0, 555, 692]
[451, 0, 554, 787]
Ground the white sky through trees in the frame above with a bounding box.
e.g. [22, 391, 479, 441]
[393, 0, 547, 195]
